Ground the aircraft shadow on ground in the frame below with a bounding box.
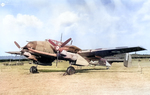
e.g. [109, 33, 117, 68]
[38, 68, 108, 74]
[38, 68, 141, 74]
[38, 69, 66, 72]
[76, 68, 108, 74]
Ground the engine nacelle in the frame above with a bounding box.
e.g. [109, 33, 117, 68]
[59, 50, 89, 66]
[60, 50, 78, 61]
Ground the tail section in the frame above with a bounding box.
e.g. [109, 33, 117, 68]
[124, 53, 132, 67]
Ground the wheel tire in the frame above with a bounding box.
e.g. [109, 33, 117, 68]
[67, 66, 75, 75]
[30, 66, 38, 73]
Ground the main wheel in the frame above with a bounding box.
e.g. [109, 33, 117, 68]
[30, 66, 38, 73]
[66, 66, 76, 75]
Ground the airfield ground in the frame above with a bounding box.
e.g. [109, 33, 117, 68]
[0, 59, 150, 95]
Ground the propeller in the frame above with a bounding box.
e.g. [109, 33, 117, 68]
[14, 41, 23, 55]
[61, 38, 71, 47]
[49, 38, 72, 51]
[14, 41, 22, 62]
[49, 38, 72, 67]
[14, 41, 24, 61]
[14, 41, 25, 53]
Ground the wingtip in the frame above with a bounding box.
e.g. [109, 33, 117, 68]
[138, 46, 147, 50]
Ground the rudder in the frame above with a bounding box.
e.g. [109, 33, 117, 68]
[124, 53, 132, 67]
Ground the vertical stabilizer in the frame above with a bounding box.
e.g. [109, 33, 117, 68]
[124, 53, 132, 67]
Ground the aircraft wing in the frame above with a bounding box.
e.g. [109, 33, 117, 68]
[6, 51, 21, 55]
[28, 48, 57, 57]
[79, 46, 146, 61]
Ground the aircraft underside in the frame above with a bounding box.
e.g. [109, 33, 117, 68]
[29, 53, 132, 75]
[34, 56, 55, 66]
[29, 54, 78, 75]
[30, 55, 108, 75]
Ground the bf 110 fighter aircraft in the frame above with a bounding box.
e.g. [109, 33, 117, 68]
[6, 38, 146, 75]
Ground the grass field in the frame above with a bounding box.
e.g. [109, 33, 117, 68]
[0, 59, 150, 95]
[1, 59, 150, 74]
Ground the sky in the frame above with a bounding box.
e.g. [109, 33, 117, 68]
[0, 0, 150, 56]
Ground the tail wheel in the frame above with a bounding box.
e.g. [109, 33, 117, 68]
[67, 66, 75, 75]
[30, 66, 38, 73]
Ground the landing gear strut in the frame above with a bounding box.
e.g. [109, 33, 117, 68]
[66, 66, 76, 75]
[30, 66, 38, 73]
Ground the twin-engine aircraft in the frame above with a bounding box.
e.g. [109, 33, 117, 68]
[7, 38, 146, 75]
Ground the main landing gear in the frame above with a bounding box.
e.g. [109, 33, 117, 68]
[63, 66, 76, 76]
[30, 66, 38, 73]
[67, 66, 76, 75]
[29, 65, 76, 75]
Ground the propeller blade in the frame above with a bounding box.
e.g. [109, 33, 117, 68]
[14, 41, 21, 49]
[61, 38, 72, 47]
[60, 33, 63, 42]
[48, 39, 57, 46]
[56, 51, 59, 67]
[70, 40, 73, 45]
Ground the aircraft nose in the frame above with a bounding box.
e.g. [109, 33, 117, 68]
[23, 41, 36, 49]
[22, 41, 36, 50]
